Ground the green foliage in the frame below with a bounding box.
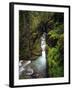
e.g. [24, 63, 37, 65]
[19, 11, 64, 77]
[47, 46, 64, 77]
[46, 13, 64, 77]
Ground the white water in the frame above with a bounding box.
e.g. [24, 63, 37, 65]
[19, 33, 46, 77]
[32, 33, 46, 77]
[19, 60, 32, 75]
[40, 33, 46, 65]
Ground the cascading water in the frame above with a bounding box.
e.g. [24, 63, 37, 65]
[41, 33, 46, 58]
[32, 33, 46, 77]
[19, 33, 47, 78]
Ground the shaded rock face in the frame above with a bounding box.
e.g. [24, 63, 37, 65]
[19, 11, 64, 78]
[31, 33, 47, 78]
[19, 60, 33, 77]
[19, 33, 47, 79]
[19, 11, 52, 61]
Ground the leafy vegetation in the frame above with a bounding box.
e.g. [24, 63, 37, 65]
[19, 11, 64, 77]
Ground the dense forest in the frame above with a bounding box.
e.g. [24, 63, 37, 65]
[19, 10, 64, 78]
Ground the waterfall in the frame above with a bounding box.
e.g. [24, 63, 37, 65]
[41, 33, 46, 64]
[19, 33, 47, 78]
[41, 33, 46, 56]
[32, 33, 46, 77]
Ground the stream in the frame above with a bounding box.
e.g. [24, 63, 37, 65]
[19, 33, 47, 79]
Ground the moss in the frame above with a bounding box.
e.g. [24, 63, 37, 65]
[19, 11, 64, 77]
